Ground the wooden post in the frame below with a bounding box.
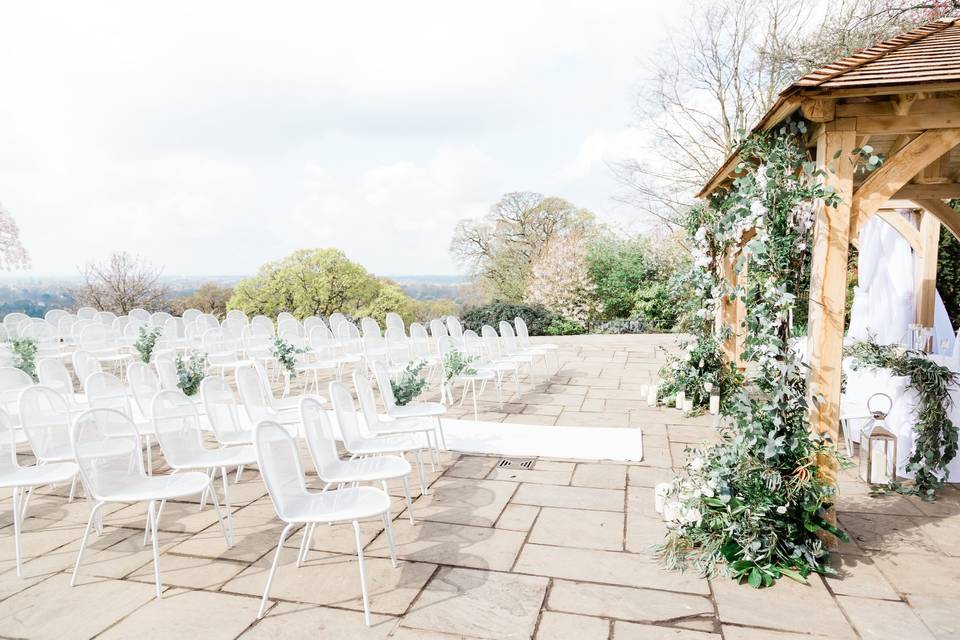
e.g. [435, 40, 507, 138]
[806, 128, 857, 512]
[718, 248, 747, 370]
[915, 211, 941, 327]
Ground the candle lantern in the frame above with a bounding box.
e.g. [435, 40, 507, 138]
[859, 393, 897, 485]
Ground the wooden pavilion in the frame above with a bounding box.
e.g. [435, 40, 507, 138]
[699, 17, 960, 488]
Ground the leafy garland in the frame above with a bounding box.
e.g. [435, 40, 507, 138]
[845, 340, 959, 499]
[175, 352, 207, 396]
[391, 361, 428, 406]
[272, 337, 309, 378]
[658, 334, 742, 412]
[658, 120, 849, 588]
[442, 349, 477, 384]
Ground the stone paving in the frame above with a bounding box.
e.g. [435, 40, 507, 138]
[1, 334, 958, 639]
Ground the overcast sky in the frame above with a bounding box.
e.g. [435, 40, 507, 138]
[0, 1, 681, 277]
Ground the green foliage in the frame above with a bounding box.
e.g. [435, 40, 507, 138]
[228, 248, 418, 325]
[545, 317, 585, 336]
[586, 236, 654, 319]
[390, 361, 428, 406]
[633, 282, 680, 331]
[272, 337, 309, 378]
[659, 120, 848, 588]
[658, 335, 742, 411]
[937, 201, 960, 328]
[845, 339, 959, 499]
[592, 316, 649, 335]
[442, 350, 476, 383]
[11, 338, 38, 381]
[175, 353, 207, 396]
[134, 326, 163, 363]
[460, 302, 557, 336]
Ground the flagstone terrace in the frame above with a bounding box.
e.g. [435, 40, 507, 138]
[2, 334, 957, 639]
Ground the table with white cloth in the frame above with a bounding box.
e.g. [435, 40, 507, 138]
[841, 354, 960, 482]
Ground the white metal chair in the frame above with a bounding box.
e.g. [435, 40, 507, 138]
[371, 360, 447, 450]
[253, 419, 397, 624]
[354, 370, 440, 466]
[1, 407, 77, 576]
[329, 380, 429, 495]
[85, 371, 158, 473]
[70, 408, 231, 597]
[499, 320, 541, 378]
[385, 312, 405, 337]
[71, 351, 102, 391]
[128, 308, 151, 323]
[3, 312, 30, 338]
[37, 358, 86, 410]
[236, 365, 300, 429]
[200, 376, 254, 447]
[515, 316, 558, 368]
[0, 367, 34, 428]
[438, 337, 496, 420]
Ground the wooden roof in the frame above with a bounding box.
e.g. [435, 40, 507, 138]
[795, 18, 960, 90]
[697, 17, 960, 197]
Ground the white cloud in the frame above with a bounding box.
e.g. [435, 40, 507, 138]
[0, 0, 683, 276]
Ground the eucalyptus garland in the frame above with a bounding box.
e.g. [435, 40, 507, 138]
[845, 340, 959, 499]
[658, 120, 849, 588]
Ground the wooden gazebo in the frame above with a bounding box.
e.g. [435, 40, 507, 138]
[699, 18, 960, 486]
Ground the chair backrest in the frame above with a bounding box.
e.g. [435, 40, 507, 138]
[370, 360, 399, 412]
[409, 323, 432, 358]
[44, 309, 69, 326]
[277, 319, 304, 341]
[182, 308, 202, 325]
[429, 318, 449, 339]
[385, 312, 405, 336]
[112, 315, 130, 333]
[328, 380, 366, 451]
[499, 321, 520, 352]
[514, 317, 531, 346]
[446, 316, 464, 341]
[76, 307, 98, 321]
[57, 315, 78, 339]
[79, 323, 116, 351]
[236, 365, 270, 422]
[154, 355, 179, 391]
[352, 370, 385, 431]
[85, 371, 133, 417]
[127, 361, 160, 417]
[197, 313, 220, 332]
[221, 316, 245, 339]
[463, 330, 484, 358]
[0, 367, 34, 406]
[384, 327, 410, 364]
[328, 312, 347, 332]
[162, 317, 183, 340]
[128, 308, 151, 323]
[0, 408, 18, 473]
[481, 324, 504, 359]
[72, 351, 102, 389]
[94, 311, 117, 326]
[150, 311, 173, 327]
[20, 320, 55, 341]
[308, 325, 336, 360]
[338, 322, 363, 356]
[250, 315, 274, 337]
[37, 358, 76, 398]
[254, 420, 308, 520]
[152, 389, 206, 467]
[3, 312, 29, 337]
[225, 309, 248, 326]
[303, 316, 324, 333]
[123, 319, 146, 339]
[359, 317, 381, 339]
[200, 376, 249, 441]
[300, 396, 340, 478]
[71, 408, 144, 501]
[18, 385, 72, 462]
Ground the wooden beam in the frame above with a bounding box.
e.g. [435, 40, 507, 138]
[855, 112, 960, 134]
[850, 128, 960, 240]
[894, 92, 921, 116]
[807, 129, 856, 521]
[894, 182, 960, 200]
[874, 209, 922, 252]
[801, 98, 836, 123]
[914, 198, 960, 244]
[837, 96, 959, 118]
[915, 212, 941, 327]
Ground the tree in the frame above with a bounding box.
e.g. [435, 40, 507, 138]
[614, 0, 953, 227]
[450, 192, 594, 302]
[586, 234, 656, 320]
[0, 203, 29, 270]
[228, 248, 420, 325]
[414, 298, 461, 323]
[170, 283, 234, 319]
[74, 251, 167, 314]
[527, 234, 602, 326]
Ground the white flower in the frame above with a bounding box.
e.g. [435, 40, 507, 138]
[689, 456, 704, 472]
[683, 507, 703, 525]
[776, 506, 787, 514]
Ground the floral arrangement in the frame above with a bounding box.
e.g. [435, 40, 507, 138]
[845, 339, 959, 499]
[442, 349, 477, 384]
[175, 352, 207, 396]
[391, 361, 428, 406]
[134, 326, 163, 363]
[11, 337, 38, 381]
[658, 334, 741, 411]
[272, 337, 308, 378]
[658, 120, 849, 588]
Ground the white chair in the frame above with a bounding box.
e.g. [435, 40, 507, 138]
[37, 359, 86, 410]
[198, 377, 251, 442]
[1, 408, 77, 576]
[225, 309, 248, 326]
[515, 316, 558, 368]
[481, 325, 523, 393]
[182, 308, 202, 326]
[85, 371, 158, 473]
[329, 380, 429, 495]
[44, 309, 69, 328]
[20, 321, 62, 359]
[79, 324, 130, 373]
[18, 386, 83, 510]
[253, 419, 397, 624]
[127, 361, 161, 420]
[0, 367, 34, 426]
[71, 351, 102, 391]
[70, 408, 231, 597]
[429, 318, 449, 343]
[154, 355, 179, 391]
[371, 360, 447, 450]
[359, 317, 381, 339]
[385, 312, 405, 337]
[277, 311, 296, 325]
[149, 311, 173, 327]
[94, 311, 117, 326]
[499, 320, 541, 378]
[151, 390, 257, 542]
[438, 337, 496, 420]
[354, 370, 440, 466]
[446, 316, 464, 346]
[250, 315, 274, 338]
[4, 312, 30, 338]
[236, 365, 299, 429]
[203, 329, 252, 377]
[128, 308, 151, 323]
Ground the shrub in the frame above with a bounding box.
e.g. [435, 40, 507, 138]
[545, 317, 585, 336]
[593, 315, 650, 335]
[460, 302, 557, 336]
[586, 235, 654, 320]
[633, 282, 680, 331]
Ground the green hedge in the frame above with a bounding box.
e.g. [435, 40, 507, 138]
[461, 302, 559, 336]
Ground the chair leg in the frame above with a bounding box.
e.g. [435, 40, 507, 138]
[72, 501, 106, 586]
[206, 476, 233, 548]
[472, 381, 479, 422]
[145, 435, 153, 476]
[68, 475, 78, 503]
[297, 522, 314, 567]
[12, 487, 22, 576]
[199, 468, 215, 510]
[147, 500, 163, 598]
[353, 520, 372, 626]
[401, 476, 415, 524]
[414, 449, 428, 496]
[235, 465, 244, 483]
[19, 486, 32, 521]
[220, 467, 234, 545]
[258, 523, 294, 619]
[435, 416, 447, 450]
[382, 511, 398, 568]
